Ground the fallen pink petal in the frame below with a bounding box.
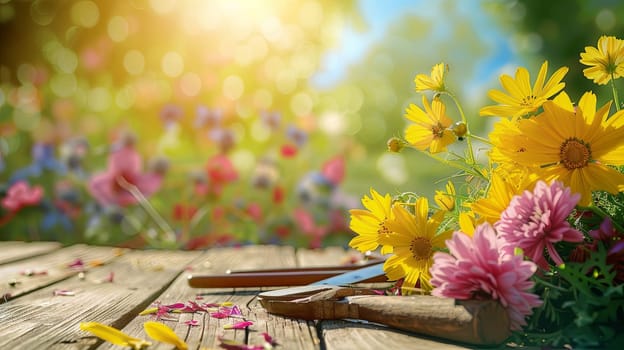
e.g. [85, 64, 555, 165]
[67, 259, 84, 269]
[184, 320, 200, 327]
[261, 332, 278, 347]
[20, 269, 48, 276]
[164, 302, 186, 310]
[178, 301, 205, 313]
[100, 271, 114, 283]
[223, 321, 253, 330]
[53, 289, 75, 296]
[218, 336, 265, 350]
[230, 305, 242, 316]
[210, 311, 229, 319]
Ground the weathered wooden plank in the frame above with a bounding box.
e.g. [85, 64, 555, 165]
[0, 249, 200, 349]
[321, 321, 476, 350]
[0, 241, 63, 265]
[95, 245, 320, 350]
[0, 243, 497, 349]
[0, 244, 125, 303]
[247, 302, 320, 350]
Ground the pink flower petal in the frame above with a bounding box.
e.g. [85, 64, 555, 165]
[67, 259, 84, 269]
[102, 272, 114, 283]
[53, 289, 75, 296]
[430, 223, 542, 331]
[223, 321, 253, 330]
[20, 269, 48, 276]
[210, 311, 229, 319]
[164, 303, 186, 309]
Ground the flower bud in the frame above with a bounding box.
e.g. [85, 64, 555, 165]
[452, 121, 467, 140]
[387, 137, 406, 153]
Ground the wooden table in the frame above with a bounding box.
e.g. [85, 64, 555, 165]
[0, 241, 486, 349]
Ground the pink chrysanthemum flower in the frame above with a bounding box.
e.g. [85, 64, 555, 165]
[495, 180, 584, 269]
[430, 223, 542, 330]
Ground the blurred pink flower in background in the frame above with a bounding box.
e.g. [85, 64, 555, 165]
[293, 207, 327, 248]
[204, 154, 238, 198]
[1, 181, 44, 212]
[88, 143, 164, 207]
[321, 156, 345, 186]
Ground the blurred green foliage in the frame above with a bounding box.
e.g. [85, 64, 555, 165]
[490, 0, 624, 105]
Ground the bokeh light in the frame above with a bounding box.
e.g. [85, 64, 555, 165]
[161, 51, 184, 78]
[3, 0, 622, 250]
[70, 1, 99, 28]
[108, 16, 129, 42]
[123, 50, 145, 75]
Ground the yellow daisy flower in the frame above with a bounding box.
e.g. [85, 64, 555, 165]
[479, 61, 569, 118]
[404, 95, 455, 153]
[507, 92, 624, 205]
[348, 188, 394, 254]
[488, 117, 525, 165]
[415, 62, 447, 92]
[580, 35, 624, 85]
[383, 197, 452, 293]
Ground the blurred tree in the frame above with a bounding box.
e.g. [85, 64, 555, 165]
[487, 0, 624, 104]
[316, 0, 500, 197]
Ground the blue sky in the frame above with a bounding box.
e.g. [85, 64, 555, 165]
[312, 0, 518, 88]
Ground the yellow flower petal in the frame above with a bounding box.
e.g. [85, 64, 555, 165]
[414, 62, 447, 92]
[138, 307, 159, 316]
[383, 198, 449, 293]
[458, 212, 476, 236]
[580, 35, 624, 84]
[144, 321, 188, 350]
[480, 60, 568, 118]
[80, 322, 151, 350]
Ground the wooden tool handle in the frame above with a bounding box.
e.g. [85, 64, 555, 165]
[344, 295, 510, 346]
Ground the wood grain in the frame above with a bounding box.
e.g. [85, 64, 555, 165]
[0, 244, 520, 350]
[0, 244, 125, 303]
[0, 248, 200, 349]
[96, 245, 320, 350]
[0, 241, 62, 265]
[321, 321, 473, 350]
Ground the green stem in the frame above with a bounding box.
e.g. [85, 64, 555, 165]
[467, 133, 492, 146]
[533, 276, 567, 292]
[578, 204, 624, 232]
[411, 146, 485, 180]
[446, 92, 476, 165]
[610, 73, 620, 112]
[117, 177, 176, 241]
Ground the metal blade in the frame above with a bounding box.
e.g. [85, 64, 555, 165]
[311, 262, 386, 285]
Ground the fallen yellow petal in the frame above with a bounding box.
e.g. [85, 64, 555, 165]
[79, 322, 151, 350]
[139, 307, 159, 315]
[144, 321, 189, 350]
